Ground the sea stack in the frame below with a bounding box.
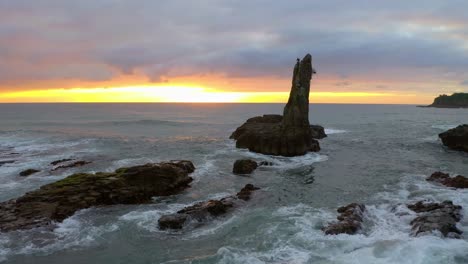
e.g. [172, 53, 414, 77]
[230, 54, 324, 156]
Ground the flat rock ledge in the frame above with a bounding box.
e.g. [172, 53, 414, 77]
[230, 54, 325, 157]
[427, 171, 468, 188]
[0, 160, 195, 232]
[439, 124, 468, 152]
[322, 203, 366, 235]
[407, 200, 463, 238]
[158, 184, 259, 230]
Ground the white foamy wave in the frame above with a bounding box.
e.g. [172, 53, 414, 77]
[325, 128, 348, 135]
[212, 172, 468, 264]
[432, 124, 457, 130]
[119, 192, 232, 233]
[243, 151, 328, 170]
[0, 209, 119, 263]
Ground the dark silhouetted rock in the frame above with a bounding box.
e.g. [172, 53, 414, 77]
[230, 54, 324, 156]
[233, 159, 258, 175]
[425, 93, 468, 108]
[19, 169, 40, 177]
[323, 203, 365, 235]
[51, 160, 92, 171]
[407, 200, 462, 237]
[439, 124, 468, 152]
[0, 161, 195, 232]
[427, 171, 468, 188]
[158, 184, 259, 230]
[50, 158, 73, 166]
[236, 183, 260, 201]
[309, 125, 327, 139]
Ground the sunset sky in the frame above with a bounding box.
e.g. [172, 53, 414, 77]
[1, 1, 467, 103]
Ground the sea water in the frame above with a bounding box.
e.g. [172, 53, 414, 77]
[0, 103, 467, 263]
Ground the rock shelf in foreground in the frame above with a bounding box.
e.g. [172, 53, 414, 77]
[0, 160, 195, 232]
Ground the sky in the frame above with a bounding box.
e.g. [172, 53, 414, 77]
[1, 0, 467, 103]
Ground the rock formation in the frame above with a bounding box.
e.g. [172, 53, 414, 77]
[439, 124, 468, 152]
[0, 160, 195, 232]
[232, 159, 258, 175]
[230, 54, 325, 156]
[158, 184, 259, 230]
[322, 203, 366, 235]
[407, 200, 463, 237]
[19, 169, 40, 177]
[424, 93, 468, 108]
[427, 171, 468, 188]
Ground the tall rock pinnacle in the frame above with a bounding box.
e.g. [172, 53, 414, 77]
[229, 53, 323, 156]
[283, 54, 314, 127]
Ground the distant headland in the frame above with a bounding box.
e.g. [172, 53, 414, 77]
[421, 93, 468, 108]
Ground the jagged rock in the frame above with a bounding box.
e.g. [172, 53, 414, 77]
[439, 124, 468, 152]
[427, 171, 468, 188]
[407, 200, 462, 237]
[0, 160, 195, 232]
[51, 160, 91, 171]
[158, 184, 259, 230]
[230, 54, 324, 157]
[50, 158, 73, 166]
[19, 169, 40, 177]
[323, 203, 365, 235]
[236, 184, 260, 201]
[233, 159, 258, 175]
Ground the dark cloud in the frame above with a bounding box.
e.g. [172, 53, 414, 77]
[1, 0, 468, 92]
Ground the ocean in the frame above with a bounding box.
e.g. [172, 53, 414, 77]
[0, 103, 467, 264]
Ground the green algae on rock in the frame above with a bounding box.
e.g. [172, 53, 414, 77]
[0, 160, 195, 232]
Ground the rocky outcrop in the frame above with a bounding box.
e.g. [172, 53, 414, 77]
[425, 93, 468, 108]
[0, 160, 195, 232]
[233, 159, 258, 175]
[427, 171, 468, 188]
[439, 124, 468, 152]
[407, 201, 463, 237]
[158, 184, 259, 230]
[51, 160, 92, 171]
[19, 169, 40, 177]
[230, 54, 324, 157]
[322, 203, 366, 235]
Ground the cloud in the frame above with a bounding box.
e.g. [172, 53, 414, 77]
[1, 0, 468, 93]
[460, 80, 468, 86]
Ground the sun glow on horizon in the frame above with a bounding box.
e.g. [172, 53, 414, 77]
[0, 85, 430, 104]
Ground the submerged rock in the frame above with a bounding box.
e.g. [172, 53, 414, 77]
[50, 158, 73, 166]
[230, 54, 324, 156]
[51, 160, 92, 171]
[439, 124, 468, 152]
[0, 160, 15, 167]
[19, 169, 40, 177]
[427, 171, 468, 188]
[158, 184, 259, 230]
[407, 200, 462, 237]
[0, 160, 195, 232]
[323, 203, 366, 235]
[233, 159, 258, 175]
